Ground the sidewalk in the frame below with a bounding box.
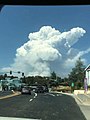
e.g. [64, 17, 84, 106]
[74, 90, 90, 120]
[74, 90, 90, 105]
[76, 94, 90, 105]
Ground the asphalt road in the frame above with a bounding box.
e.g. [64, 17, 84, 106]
[0, 92, 86, 120]
[0, 91, 13, 97]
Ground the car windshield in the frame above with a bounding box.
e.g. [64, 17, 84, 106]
[0, 4, 90, 120]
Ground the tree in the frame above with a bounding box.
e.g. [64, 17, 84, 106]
[0, 75, 4, 80]
[10, 71, 12, 74]
[68, 58, 85, 88]
[4, 74, 7, 79]
[50, 71, 56, 80]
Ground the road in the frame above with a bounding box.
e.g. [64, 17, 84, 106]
[0, 92, 86, 120]
[0, 91, 13, 97]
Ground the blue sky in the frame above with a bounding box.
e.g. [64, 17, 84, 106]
[0, 5, 90, 77]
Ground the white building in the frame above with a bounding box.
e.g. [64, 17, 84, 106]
[85, 64, 90, 86]
[0, 82, 2, 91]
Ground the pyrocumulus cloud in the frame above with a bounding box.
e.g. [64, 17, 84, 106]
[2, 26, 90, 77]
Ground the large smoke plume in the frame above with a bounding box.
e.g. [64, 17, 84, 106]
[2, 26, 90, 77]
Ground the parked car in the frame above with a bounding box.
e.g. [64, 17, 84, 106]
[21, 86, 31, 95]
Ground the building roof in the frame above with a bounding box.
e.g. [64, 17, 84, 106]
[85, 64, 90, 71]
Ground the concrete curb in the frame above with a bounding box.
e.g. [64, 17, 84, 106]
[74, 94, 84, 104]
[0, 91, 21, 100]
[0, 117, 41, 120]
[74, 94, 90, 106]
[85, 94, 90, 98]
[50, 90, 74, 97]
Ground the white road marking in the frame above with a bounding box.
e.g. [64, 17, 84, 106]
[34, 96, 36, 99]
[35, 93, 37, 97]
[50, 93, 55, 96]
[45, 93, 55, 97]
[0, 116, 41, 120]
[57, 94, 62, 96]
[29, 99, 33, 102]
[29, 93, 38, 102]
[45, 93, 63, 97]
[57, 94, 59, 96]
[34, 93, 38, 99]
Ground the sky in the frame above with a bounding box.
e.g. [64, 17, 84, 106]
[0, 5, 90, 78]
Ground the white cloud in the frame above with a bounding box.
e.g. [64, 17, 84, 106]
[1, 26, 88, 77]
[64, 48, 90, 71]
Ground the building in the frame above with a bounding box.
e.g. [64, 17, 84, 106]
[0, 77, 25, 91]
[0, 82, 2, 91]
[85, 64, 90, 86]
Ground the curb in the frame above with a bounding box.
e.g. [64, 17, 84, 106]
[50, 90, 74, 97]
[0, 91, 21, 100]
[74, 94, 90, 106]
[74, 94, 84, 104]
[0, 116, 41, 120]
[84, 94, 90, 98]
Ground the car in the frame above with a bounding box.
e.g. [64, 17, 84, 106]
[34, 86, 45, 93]
[30, 85, 38, 92]
[21, 86, 31, 95]
[43, 86, 49, 92]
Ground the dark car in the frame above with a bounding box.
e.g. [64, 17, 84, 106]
[21, 86, 31, 95]
[34, 86, 44, 93]
[43, 86, 49, 92]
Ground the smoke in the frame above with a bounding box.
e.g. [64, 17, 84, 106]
[2, 26, 89, 77]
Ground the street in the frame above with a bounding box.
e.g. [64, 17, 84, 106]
[0, 92, 86, 120]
